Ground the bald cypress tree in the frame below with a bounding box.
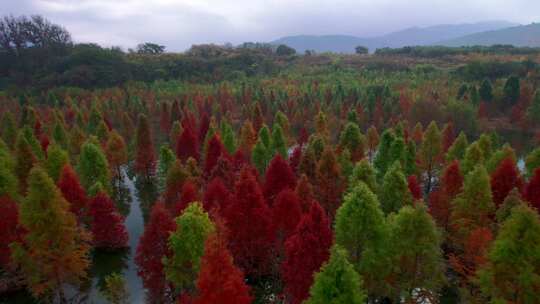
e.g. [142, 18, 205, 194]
[135, 114, 156, 178]
[77, 141, 111, 194]
[11, 167, 91, 301]
[419, 121, 441, 194]
[306, 245, 366, 304]
[379, 162, 412, 214]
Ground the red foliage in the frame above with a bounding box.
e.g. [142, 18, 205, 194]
[289, 146, 302, 174]
[135, 202, 176, 302]
[135, 115, 157, 177]
[407, 175, 423, 200]
[225, 167, 274, 277]
[490, 157, 522, 207]
[210, 155, 235, 189]
[198, 112, 210, 144]
[57, 164, 88, 220]
[175, 180, 200, 216]
[281, 202, 332, 304]
[203, 177, 231, 215]
[295, 174, 315, 213]
[87, 192, 129, 249]
[0, 195, 24, 269]
[193, 233, 252, 304]
[525, 168, 540, 211]
[40, 134, 50, 153]
[477, 102, 488, 119]
[263, 155, 297, 205]
[442, 160, 464, 197]
[176, 126, 199, 162]
[442, 122, 455, 153]
[204, 134, 226, 176]
[160, 102, 171, 134]
[272, 189, 302, 245]
[429, 161, 463, 230]
[449, 227, 492, 287]
[298, 128, 309, 146]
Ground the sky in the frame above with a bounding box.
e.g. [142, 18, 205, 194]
[2, 0, 540, 51]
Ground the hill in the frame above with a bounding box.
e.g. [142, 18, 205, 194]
[439, 23, 540, 47]
[271, 21, 518, 53]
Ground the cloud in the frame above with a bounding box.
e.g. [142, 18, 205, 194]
[1, 0, 539, 51]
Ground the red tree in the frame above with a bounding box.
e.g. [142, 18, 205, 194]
[198, 112, 210, 144]
[407, 175, 423, 200]
[174, 180, 200, 216]
[204, 134, 226, 176]
[263, 155, 296, 205]
[525, 168, 540, 211]
[210, 155, 235, 189]
[57, 164, 88, 221]
[135, 114, 156, 177]
[193, 233, 252, 304]
[0, 195, 24, 269]
[225, 167, 274, 278]
[429, 160, 463, 230]
[490, 157, 523, 207]
[281, 202, 332, 304]
[135, 202, 176, 302]
[160, 102, 171, 134]
[272, 189, 302, 248]
[176, 126, 199, 162]
[88, 192, 129, 249]
[289, 146, 302, 174]
[203, 177, 231, 215]
[442, 122, 455, 153]
[295, 174, 315, 213]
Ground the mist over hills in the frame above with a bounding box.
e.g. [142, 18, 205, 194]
[270, 20, 540, 53]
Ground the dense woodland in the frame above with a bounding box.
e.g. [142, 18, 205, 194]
[2, 15, 540, 304]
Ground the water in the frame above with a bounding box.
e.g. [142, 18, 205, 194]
[87, 169, 146, 303]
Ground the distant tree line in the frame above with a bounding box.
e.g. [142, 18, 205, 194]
[375, 45, 540, 57]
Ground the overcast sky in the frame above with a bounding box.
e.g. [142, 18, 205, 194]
[2, 0, 539, 51]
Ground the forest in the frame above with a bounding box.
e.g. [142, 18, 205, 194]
[2, 15, 540, 304]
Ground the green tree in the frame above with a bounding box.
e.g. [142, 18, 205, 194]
[525, 147, 540, 177]
[335, 182, 389, 297]
[339, 122, 364, 161]
[1, 112, 17, 148]
[388, 204, 445, 302]
[10, 167, 90, 301]
[348, 159, 377, 193]
[404, 140, 417, 176]
[419, 121, 441, 194]
[52, 121, 68, 149]
[527, 90, 540, 124]
[479, 79, 493, 102]
[355, 46, 369, 55]
[306, 245, 366, 304]
[271, 124, 288, 159]
[461, 142, 485, 175]
[45, 144, 69, 182]
[221, 121, 237, 154]
[477, 205, 540, 303]
[102, 273, 129, 304]
[77, 141, 111, 194]
[157, 145, 176, 191]
[446, 131, 469, 162]
[470, 86, 480, 106]
[451, 165, 495, 239]
[374, 129, 395, 181]
[503, 75, 520, 106]
[14, 132, 37, 193]
[379, 162, 412, 215]
[164, 202, 215, 294]
[252, 139, 270, 174]
[0, 140, 18, 198]
[22, 126, 44, 161]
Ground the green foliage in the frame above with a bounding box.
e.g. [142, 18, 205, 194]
[0, 141, 18, 198]
[252, 139, 270, 174]
[477, 205, 540, 303]
[527, 90, 540, 124]
[52, 121, 68, 149]
[451, 165, 494, 237]
[45, 144, 69, 182]
[164, 202, 215, 292]
[461, 142, 485, 175]
[388, 204, 445, 301]
[403, 140, 417, 176]
[10, 167, 90, 299]
[220, 121, 237, 154]
[374, 129, 395, 181]
[77, 141, 111, 194]
[525, 147, 540, 177]
[271, 124, 288, 159]
[335, 182, 389, 296]
[1, 112, 17, 147]
[446, 131, 469, 162]
[379, 162, 412, 214]
[486, 144, 516, 173]
[339, 122, 364, 159]
[102, 273, 129, 304]
[503, 75, 520, 105]
[479, 79, 493, 102]
[157, 145, 176, 191]
[306, 245, 366, 304]
[22, 126, 44, 161]
[348, 159, 377, 193]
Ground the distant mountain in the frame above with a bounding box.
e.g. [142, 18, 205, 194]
[438, 23, 540, 47]
[270, 21, 520, 53]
